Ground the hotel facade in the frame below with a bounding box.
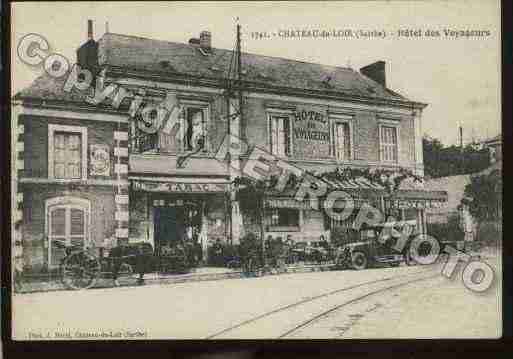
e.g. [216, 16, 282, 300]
[12, 23, 446, 273]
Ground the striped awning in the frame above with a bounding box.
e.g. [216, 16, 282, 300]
[321, 176, 385, 191]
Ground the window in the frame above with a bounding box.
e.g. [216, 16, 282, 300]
[268, 208, 300, 231]
[54, 132, 82, 178]
[184, 107, 205, 151]
[157, 104, 208, 153]
[48, 125, 87, 180]
[380, 125, 398, 162]
[335, 122, 351, 160]
[270, 115, 291, 157]
[45, 197, 90, 267]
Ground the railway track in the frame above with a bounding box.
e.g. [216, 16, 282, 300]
[206, 267, 440, 339]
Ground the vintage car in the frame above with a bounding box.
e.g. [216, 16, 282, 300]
[335, 221, 420, 270]
[290, 241, 330, 264]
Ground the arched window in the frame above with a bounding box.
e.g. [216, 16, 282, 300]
[45, 197, 91, 267]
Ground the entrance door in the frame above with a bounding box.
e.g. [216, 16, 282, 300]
[154, 207, 184, 256]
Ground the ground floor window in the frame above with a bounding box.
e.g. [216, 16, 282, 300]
[267, 208, 300, 231]
[45, 197, 91, 267]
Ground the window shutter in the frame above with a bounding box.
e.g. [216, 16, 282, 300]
[70, 208, 85, 235]
[270, 117, 277, 155]
[284, 117, 291, 156]
[277, 117, 285, 156]
[50, 208, 66, 236]
[344, 123, 351, 159]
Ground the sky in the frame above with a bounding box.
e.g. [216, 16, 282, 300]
[11, 1, 501, 145]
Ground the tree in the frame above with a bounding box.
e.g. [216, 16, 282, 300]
[423, 135, 489, 178]
[461, 170, 502, 242]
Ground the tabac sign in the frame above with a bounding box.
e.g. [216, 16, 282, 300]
[132, 180, 229, 193]
[292, 106, 331, 159]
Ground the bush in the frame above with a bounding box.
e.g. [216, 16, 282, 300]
[477, 222, 502, 246]
[427, 215, 464, 243]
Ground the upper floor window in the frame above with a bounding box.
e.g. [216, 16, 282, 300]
[334, 122, 352, 161]
[269, 115, 292, 157]
[48, 124, 88, 180]
[157, 103, 208, 153]
[380, 125, 398, 163]
[184, 107, 205, 151]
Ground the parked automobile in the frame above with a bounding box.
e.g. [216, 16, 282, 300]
[308, 241, 331, 263]
[290, 242, 308, 262]
[335, 221, 420, 270]
[290, 241, 330, 264]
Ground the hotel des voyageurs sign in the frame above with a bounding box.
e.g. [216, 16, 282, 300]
[292, 106, 331, 159]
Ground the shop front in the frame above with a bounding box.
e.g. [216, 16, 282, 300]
[259, 176, 447, 247]
[129, 179, 231, 270]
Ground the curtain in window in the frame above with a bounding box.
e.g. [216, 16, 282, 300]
[158, 108, 184, 153]
[48, 206, 87, 266]
[271, 116, 290, 157]
[186, 108, 204, 151]
[335, 123, 351, 160]
[380, 126, 398, 162]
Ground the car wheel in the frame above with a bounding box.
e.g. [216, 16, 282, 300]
[351, 251, 368, 270]
[389, 262, 400, 267]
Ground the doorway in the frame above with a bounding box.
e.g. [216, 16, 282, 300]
[154, 207, 184, 257]
[153, 200, 204, 272]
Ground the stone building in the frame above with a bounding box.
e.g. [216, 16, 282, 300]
[12, 21, 446, 272]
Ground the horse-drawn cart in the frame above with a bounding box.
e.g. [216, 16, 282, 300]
[59, 241, 194, 290]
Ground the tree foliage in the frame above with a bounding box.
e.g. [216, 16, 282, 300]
[462, 170, 502, 223]
[423, 135, 490, 178]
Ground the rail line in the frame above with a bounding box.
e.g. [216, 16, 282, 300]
[279, 271, 440, 338]
[206, 267, 438, 339]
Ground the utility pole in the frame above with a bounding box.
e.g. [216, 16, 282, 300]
[459, 126, 464, 173]
[459, 126, 463, 151]
[236, 23, 244, 140]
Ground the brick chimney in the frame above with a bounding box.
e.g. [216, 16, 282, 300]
[199, 31, 211, 50]
[87, 19, 94, 41]
[77, 19, 99, 74]
[360, 61, 386, 87]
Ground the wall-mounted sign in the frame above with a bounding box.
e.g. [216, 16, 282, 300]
[292, 106, 331, 159]
[265, 198, 317, 210]
[388, 199, 445, 209]
[132, 180, 229, 193]
[89, 144, 110, 176]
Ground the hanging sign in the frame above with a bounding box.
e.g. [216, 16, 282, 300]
[132, 180, 229, 193]
[89, 144, 110, 176]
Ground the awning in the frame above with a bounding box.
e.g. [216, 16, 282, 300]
[264, 175, 447, 210]
[321, 176, 385, 191]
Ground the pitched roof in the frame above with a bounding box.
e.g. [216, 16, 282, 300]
[15, 72, 89, 103]
[98, 33, 406, 101]
[16, 32, 417, 104]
